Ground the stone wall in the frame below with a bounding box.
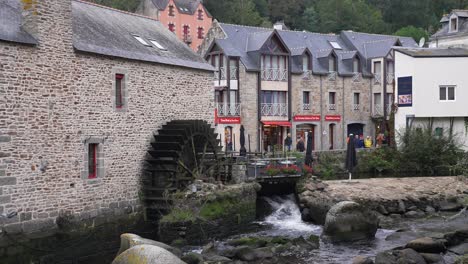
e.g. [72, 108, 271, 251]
[0, 0, 213, 240]
[239, 66, 260, 152]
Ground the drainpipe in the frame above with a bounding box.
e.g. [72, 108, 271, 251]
[320, 76, 324, 150]
[382, 58, 388, 134]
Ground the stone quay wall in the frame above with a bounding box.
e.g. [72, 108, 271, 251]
[0, 0, 213, 243]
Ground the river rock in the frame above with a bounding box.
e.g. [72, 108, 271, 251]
[234, 246, 273, 261]
[406, 237, 447, 253]
[300, 194, 336, 225]
[449, 243, 468, 255]
[425, 206, 436, 214]
[439, 199, 462, 211]
[181, 252, 204, 264]
[420, 253, 445, 263]
[112, 245, 185, 264]
[352, 255, 374, 264]
[405, 210, 426, 218]
[117, 233, 182, 257]
[375, 248, 427, 264]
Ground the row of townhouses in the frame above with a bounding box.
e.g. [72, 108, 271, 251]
[200, 22, 418, 152]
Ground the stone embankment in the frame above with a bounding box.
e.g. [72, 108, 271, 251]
[299, 176, 468, 225]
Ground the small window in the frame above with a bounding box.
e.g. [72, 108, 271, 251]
[149, 40, 167, 50]
[302, 55, 311, 72]
[303, 91, 310, 104]
[440, 86, 456, 101]
[133, 36, 151, 46]
[450, 17, 458, 32]
[198, 9, 203, 20]
[353, 57, 360, 73]
[88, 144, 98, 179]
[328, 54, 337, 72]
[354, 93, 360, 105]
[373, 61, 382, 74]
[329, 41, 342, 49]
[197, 27, 204, 39]
[329, 92, 336, 105]
[168, 23, 175, 33]
[169, 5, 175, 16]
[435, 127, 443, 137]
[115, 74, 124, 109]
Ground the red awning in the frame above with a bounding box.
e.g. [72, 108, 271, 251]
[262, 121, 292, 127]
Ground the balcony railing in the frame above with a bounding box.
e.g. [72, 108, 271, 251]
[261, 103, 288, 117]
[328, 104, 336, 111]
[353, 104, 360, 111]
[374, 72, 382, 85]
[373, 104, 392, 116]
[328, 71, 337, 81]
[216, 103, 241, 117]
[352, 72, 362, 82]
[387, 72, 394, 84]
[302, 103, 311, 111]
[261, 68, 287, 81]
[213, 67, 238, 81]
[302, 70, 312, 80]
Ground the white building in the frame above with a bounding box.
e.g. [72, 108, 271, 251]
[430, 10, 468, 48]
[394, 47, 468, 150]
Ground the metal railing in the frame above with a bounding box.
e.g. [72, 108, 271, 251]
[328, 104, 336, 111]
[261, 68, 287, 81]
[302, 103, 311, 111]
[216, 103, 241, 117]
[352, 72, 362, 82]
[261, 103, 288, 117]
[387, 72, 394, 84]
[373, 104, 392, 116]
[302, 70, 312, 79]
[374, 72, 382, 85]
[328, 71, 337, 81]
[353, 104, 360, 111]
[230, 67, 238, 80]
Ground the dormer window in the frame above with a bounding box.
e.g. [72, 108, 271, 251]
[169, 5, 175, 16]
[450, 17, 458, 32]
[198, 9, 203, 20]
[329, 54, 337, 72]
[302, 54, 311, 72]
[133, 35, 151, 46]
[329, 41, 342, 50]
[353, 57, 361, 73]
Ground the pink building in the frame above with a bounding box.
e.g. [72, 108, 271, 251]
[137, 0, 213, 51]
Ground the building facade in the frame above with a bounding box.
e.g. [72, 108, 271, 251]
[394, 48, 468, 150]
[201, 22, 417, 152]
[0, 0, 213, 236]
[136, 0, 213, 51]
[430, 10, 468, 48]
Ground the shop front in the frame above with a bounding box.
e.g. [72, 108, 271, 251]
[261, 121, 292, 152]
[293, 115, 320, 151]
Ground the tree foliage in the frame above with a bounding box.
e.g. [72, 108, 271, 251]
[91, 0, 468, 35]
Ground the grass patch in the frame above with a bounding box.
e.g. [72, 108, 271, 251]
[160, 208, 195, 223]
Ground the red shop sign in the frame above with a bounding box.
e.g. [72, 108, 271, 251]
[293, 115, 321, 122]
[325, 115, 341, 122]
[218, 117, 241, 124]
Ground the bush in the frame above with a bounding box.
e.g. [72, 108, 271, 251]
[357, 147, 400, 173]
[315, 152, 343, 179]
[397, 127, 463, 175]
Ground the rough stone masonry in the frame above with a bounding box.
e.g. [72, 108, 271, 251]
[0, 0, 213, 236]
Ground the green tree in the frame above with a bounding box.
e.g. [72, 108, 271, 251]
[394, 26, 429, 42]
[298, 7, 320, 32]
[204, 0, 268, 26]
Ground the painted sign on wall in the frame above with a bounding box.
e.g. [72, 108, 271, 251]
[398, 76, 413, 107]
[293, 115, 321, 122]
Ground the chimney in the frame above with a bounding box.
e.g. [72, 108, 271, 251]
[21, 0, 39, 39]
[273, 21, 289, 31]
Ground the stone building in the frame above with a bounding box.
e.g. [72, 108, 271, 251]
[136, 0, 213, 51]
[430, 9, 468, 48]
[0, 0, 212, 241]
[201, 22, 417, 152]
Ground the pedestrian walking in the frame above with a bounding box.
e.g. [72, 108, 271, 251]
[284, 133, 292, 152]
[296, 137, 305, 152]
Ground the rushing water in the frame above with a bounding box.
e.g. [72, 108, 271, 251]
[198, 195, 467, 264]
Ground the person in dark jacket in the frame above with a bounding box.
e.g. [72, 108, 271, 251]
[284, 133, 292, 152]
[296, 137, 305, 152]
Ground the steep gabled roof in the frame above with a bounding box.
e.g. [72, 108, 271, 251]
[431, 10, 468, 40]
[0, 0, 38, 45]
[72, 0, 213, 71]
[151, 0, 211, 17]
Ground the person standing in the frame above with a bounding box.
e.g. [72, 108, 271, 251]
[364, 136, 372, 148]
[284, 133, 292, 152]
[296, 137, 305, 152]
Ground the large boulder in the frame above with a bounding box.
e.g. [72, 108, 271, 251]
[375, 249, 427, 264]
[117, 233, 182, 257]
[112, 245, 186, 264]
[406, 237, 447, 253]
[323, 201, 379, 242]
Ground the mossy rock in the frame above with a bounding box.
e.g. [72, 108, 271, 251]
[227, 237, 268, 248]
[456, 254, 468, 264]
[160, 209, 195, 223]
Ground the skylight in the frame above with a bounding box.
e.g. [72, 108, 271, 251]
[329, 41, 342, 49]
[134, 36, 151, 46]
[149, 40, 167, 51]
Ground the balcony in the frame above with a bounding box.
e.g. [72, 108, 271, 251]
[328, 104, 336, 111]
[328, 71, 337, 81]
[261, 68, 287, 81]
[261, 103, 288, 117]
[213, 67, 238, 87]
[353, 104, 360, 111]
[373, 104, 392, 117]
[387, 72, 394, 84]
[302, 70, 312, 80]
[374, 72, 382, 85]
[352, 72, 362, 82]
[302, 103, 311, 111]
[216, 103, 241, 117]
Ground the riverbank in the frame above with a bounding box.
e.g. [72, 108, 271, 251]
[299, 176, 468, 225]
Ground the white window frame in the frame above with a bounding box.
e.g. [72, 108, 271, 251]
[449, 16, 458, 33]
[329, 41, 342, 49]
[133, 35, 151, 46]
[149, 39, 167, 50]
[439, 85, 456, 102]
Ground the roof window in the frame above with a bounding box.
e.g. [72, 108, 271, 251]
[133, 36, 151, 46]
[329, 41, 342, 49]
[149, 40, 167, 51]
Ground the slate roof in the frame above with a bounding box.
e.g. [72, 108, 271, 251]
[210, 23, 417, 76]
[72, 0, 212, 71]
[0, 0, 38, 45]
[431, 10, 468, 40]
[151, 0, 211, 17]
[395, 47, 468, 57]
